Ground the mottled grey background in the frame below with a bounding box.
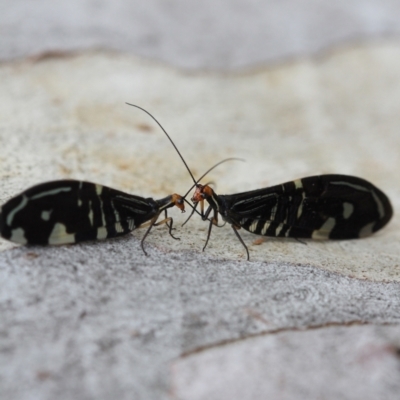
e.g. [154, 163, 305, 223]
[1, 0, 400, 69]
[1, 2, 400, 400]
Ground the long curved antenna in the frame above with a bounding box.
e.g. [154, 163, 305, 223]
[126, 103, 197, 185]
[183, 158, 244, 198]
[126, 103, 245, 199]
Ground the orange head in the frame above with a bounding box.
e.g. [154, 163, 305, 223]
[191, 184, 214, 204]
[171, 194, 185, 212]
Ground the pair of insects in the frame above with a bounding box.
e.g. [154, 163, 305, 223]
[0, 105, 393, 260]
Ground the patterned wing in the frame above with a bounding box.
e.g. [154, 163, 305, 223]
[0, 180, 157, 245]
[224, 175, 392, 239]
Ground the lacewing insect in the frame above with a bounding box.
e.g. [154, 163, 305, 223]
[190, 175, 393, 260]
[0, 179, 185, 255]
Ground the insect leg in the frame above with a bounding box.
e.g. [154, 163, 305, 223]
[231, 225, 250, 261]
[163, 209, 173, 232]
[140, 212, 181, 255]
[140, 214, 160, 256]
[157, 210, 180, 241]
[202, 207, 217, 252]
[182, 202, 199, 227]
[182, 200, 224, 227]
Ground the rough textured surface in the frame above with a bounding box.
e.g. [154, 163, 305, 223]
[172, 324, 400, 400]
[1, 2, 400, 399]
[0, 44, 400, 400]
[1, 246, 400, 400]
[1, 0, 400, 69]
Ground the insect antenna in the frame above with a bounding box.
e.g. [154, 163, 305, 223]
[126, 103, 197, 186]
[126, 104, 244, 197]
[182, 158, 244, 198]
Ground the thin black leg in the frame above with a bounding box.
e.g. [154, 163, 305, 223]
[231, 226, 250, 261]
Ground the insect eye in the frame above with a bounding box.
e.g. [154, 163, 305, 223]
[201, 193, 206, 199]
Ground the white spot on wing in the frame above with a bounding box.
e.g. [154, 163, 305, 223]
[275, 223, 284, 236]
[297, 191, 306, 219]
[88, 201, 94, 226]
[95, 185, 103, 195]
[249, 220, 258, 233]
[127, 220, 136, 231]
[342, 202, 354, 219]
[97, 227, 108, 240]
[311, 217, 336, 239]
[41, 210, 52, 221]
[115, 223, 125, 233]
[48, 223, 75, 244]
[10, 228, 27, 244]
[294, 179, 303, 189]
[359, 222, 374, 237]
[261, 221, 271, 235]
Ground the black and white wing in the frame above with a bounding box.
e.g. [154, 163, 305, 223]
[223, 175, 392, 239]
[0, 180, 157, 245]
